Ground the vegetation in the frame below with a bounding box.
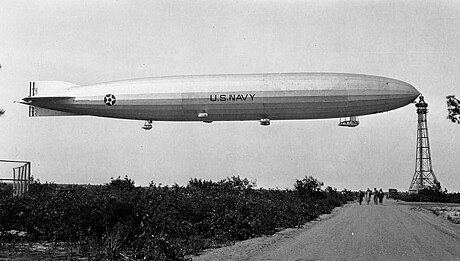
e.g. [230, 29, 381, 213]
[0, 176, 353, 260]
[393, 187, 460, 203]
[446, 95, 460, 124]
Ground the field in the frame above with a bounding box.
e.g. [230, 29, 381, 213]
[391, 189, 460, 224]
[0, 176, 353, 260]
[428, 206, 460, 223]
[398, 202, 460, 224]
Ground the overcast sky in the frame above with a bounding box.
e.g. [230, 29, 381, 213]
[1, 0, 459, 191]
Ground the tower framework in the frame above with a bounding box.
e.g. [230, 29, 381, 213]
[409, 96, 439, 193]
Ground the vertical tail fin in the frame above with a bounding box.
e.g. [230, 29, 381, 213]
[28, 81, 78, 97]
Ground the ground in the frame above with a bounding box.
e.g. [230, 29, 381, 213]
[191, 200, 460, 261]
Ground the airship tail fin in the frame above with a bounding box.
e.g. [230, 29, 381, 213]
[24, 81, 78, 117]
[29, 81, 78, 97]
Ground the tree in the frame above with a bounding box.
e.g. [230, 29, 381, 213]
[108, 176, 135, 191]
[294, 176, 324, 198]
[446, 95, 460, 124]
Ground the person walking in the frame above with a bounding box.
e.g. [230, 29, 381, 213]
[365, 188, 372, 205]
[358, 190, 364, 205]
[373, 188, 379, 205]
[378, 188, 384, 204]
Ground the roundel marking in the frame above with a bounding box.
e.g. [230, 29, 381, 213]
[104, 94, 116, 106]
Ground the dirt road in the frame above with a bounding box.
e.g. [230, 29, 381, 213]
[192, 200, 460, 261]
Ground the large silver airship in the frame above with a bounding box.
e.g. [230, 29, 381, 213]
[19, 73, 420, 130]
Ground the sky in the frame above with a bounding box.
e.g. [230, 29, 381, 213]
[1, 0, 459, 192]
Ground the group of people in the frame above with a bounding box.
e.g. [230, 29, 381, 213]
[357, 188, 384, 205]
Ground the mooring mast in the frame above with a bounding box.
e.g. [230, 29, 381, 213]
[409, 96, 439, 193]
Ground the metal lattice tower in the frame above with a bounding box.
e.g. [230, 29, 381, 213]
[409, 96, 439, 193]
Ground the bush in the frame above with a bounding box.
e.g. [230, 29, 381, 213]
[394, 188, 460, 203]
[0, 175, 349, 260]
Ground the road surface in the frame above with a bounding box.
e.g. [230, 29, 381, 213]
[192, 200, 460, 261]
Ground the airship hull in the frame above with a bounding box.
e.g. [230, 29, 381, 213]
[22, 73, 420, 122]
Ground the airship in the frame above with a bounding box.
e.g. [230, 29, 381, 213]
[19, 73, 420, 130]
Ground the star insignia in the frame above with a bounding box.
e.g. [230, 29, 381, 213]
[104, 94, 116, 106]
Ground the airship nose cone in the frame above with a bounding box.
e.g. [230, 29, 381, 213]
[399, 81, 421, 102]
[406, 82, 420, 98]
[376, 79, 421, 114]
